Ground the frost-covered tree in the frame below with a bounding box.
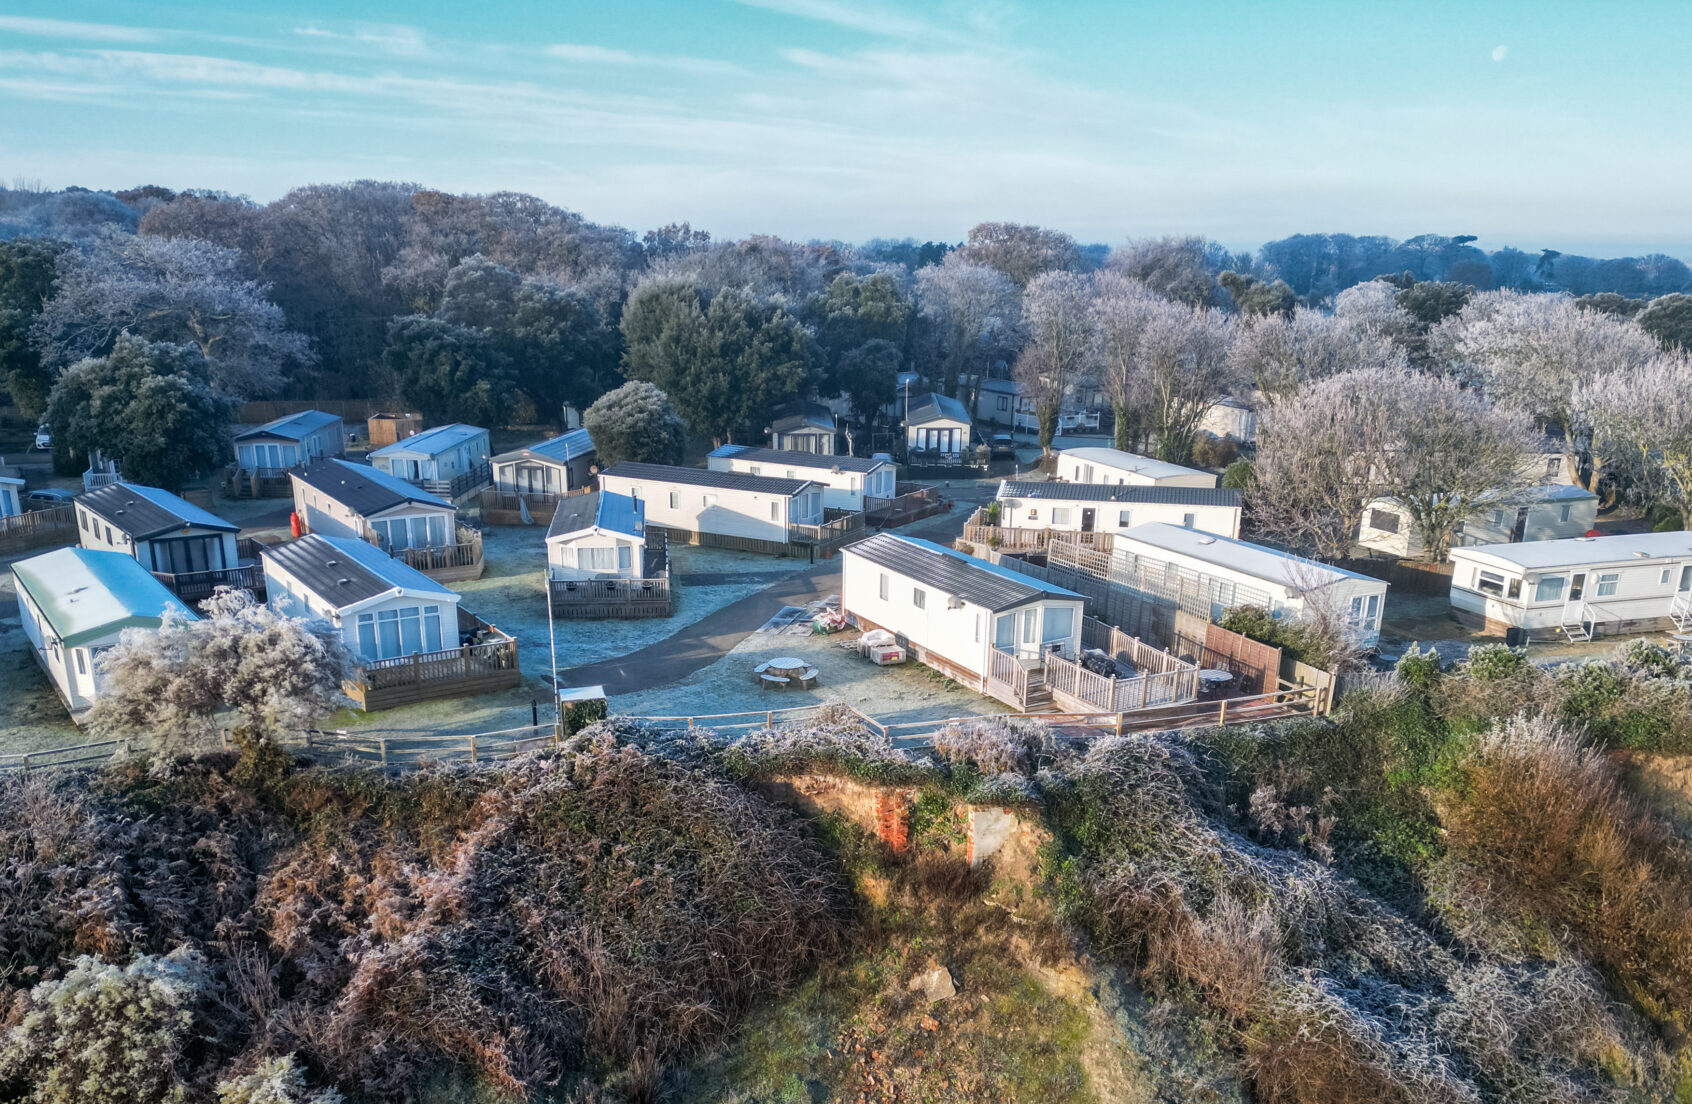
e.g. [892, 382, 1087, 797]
[1108, 235, 1225, 306]
[380, 314, 513, 425]
[582, 379, 687, 467]
[0, 947, 208, 1104]
[1638, 292, 1692, 352]
[1013, 270, 1094, 454]
[1218, 270, 1296, 317]
[88, 590, 352, 749]
[1135, 301, 1234, 463]
[1228, 308, 1406, 403]
[913, 255, 1021, 399]
[216, 1055, 343, 1104]
[1576, 352, 1692, 521]
[1436, 291, 1658, 486]
[30, 230, 310, 395]
[44, 334, 235, 492]
[1090, 271, 1160, 451]
[954, 221, 1080, 286]
[0, 237, 63, 419]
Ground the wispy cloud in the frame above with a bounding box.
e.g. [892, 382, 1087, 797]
[0, 15, 160, 43]
[545, 42, 747, 77]
[728, 0, 955, 43]
[1491, 44, 1508, 62]
[293, 23, 429, 57]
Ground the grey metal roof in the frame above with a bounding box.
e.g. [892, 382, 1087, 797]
[260, 533, 455, 609]
[709, 445, 888, 475]
[233, 409, 341, 442]
[293, 458, 450, 516]
[905, 391, 972, 426]
[770, 401, 836, 434]
[844, 532, 1081, 612]
[492, 429, 594, 467]
[546, 492, 601, 540]
[369, 422, 488, 459]
[600, 461, 814, 496]
[997, 481, 1241, 507]
[78, 482, 239, 539]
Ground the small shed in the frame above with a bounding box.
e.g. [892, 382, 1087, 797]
[233, 410, 345, 473]
[904, 392, 973, 462]
[368, 423, 492, 496]
[1054, 446, 1217, 489]
[12, 546, 197, 715]
[76, 482, 241, 577]
[367, 412, 424, 449]
[1114, 522, 1390, 646]
[491, 429, 596, 498]
[708, 445, 895, 511]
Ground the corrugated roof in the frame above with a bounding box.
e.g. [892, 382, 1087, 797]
[1116, 523, 1384, 590]
[1059, 447, 1211, 482]
[708, 445, 888, 475]
[844, 532, 1081, 612]
[905, 392, 972, 426]
[546, 493, 599, 540]
[261, 533, 456, 610]
[600, 461, 814, 496]
[770, 401, 836, 434]
[491, 429, 594, 466]
[997, 481, 1240, 507]
[78, 482, 239, 539]
[293, 458, 450, 516]
[368, 422, 487, 458]
[12, 547, 197, 647]
[1449, 530, 1692, 572]
[233, 409, 341, 442]
[545, 491, 645, 541]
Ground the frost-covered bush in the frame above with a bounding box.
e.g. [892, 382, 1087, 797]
[722, 702, 929, 782]
[1622, 638, 1683, 679]
[1464, 642, 1526, 682]
[0, 947, 208, 1104]
[1394, 643, 1442, 692]
[217, 1056, 343, 1104]
[932, 716, 1054, 776]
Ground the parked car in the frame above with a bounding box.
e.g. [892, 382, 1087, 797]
[990, 434, 1017, 459]
[25, 488, 75, 509]
[33, 425, 51, 450]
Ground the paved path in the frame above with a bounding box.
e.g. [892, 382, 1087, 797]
[556, 491, 987, 697]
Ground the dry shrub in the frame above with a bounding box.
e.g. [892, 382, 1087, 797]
[1437, 713, 1692, 1023]
[932, 716, 1054, 776]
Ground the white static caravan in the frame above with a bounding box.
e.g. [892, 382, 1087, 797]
[974, 378, 1035, 432]
[768, 402, 838, 454]
[842, 532, 1084, 704]
[545, 491, 652, 581]
[75, 482, 240, 577]
[1199, 396, 1258, 445]
[491, 429, 596, 498]
[1359, 484, 1600, 560]
[1114, 522, 1390, 647]
[291, 458, 456, 554]
[995, 481, 1242, 539]
[368, 423, 491, 493]
[904, 392, 974, 462]
[1448, 532, 1692, 641]
[12, 547, 196, 716]
[1054, 446, 1217, 489]
[707, 446, 896, 512]
[233, 410, 345, 474]
[261, 533, 461, 664]
[598, 461, 823, 546]
[0, 466, 22, 517]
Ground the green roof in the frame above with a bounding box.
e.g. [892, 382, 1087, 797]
[12, 547, 196, 647]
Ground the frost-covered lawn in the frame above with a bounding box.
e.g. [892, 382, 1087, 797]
[611, 630, 1006, 728]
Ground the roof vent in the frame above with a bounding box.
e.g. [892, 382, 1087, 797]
[1196, 536, 1216, 545]
[1633, 550, 1650, 558]
[337, 577, 351, 586]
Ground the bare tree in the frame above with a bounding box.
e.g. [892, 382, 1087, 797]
[913, 255, 1022, 400]
[1108, 235, 1224, 306]
[1136, 301, 1234, 463]
[1013, 270, 1094, 454]
[1576, 351, 1692, 520]
[88, 589, 352, 749]
[954, 221, 1081, 286]
[1436, 290, 1658, 488]
[1090, 271, 1160, 451]
[1228, 307, 1406, 403]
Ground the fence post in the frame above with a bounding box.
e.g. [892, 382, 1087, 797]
[1115, 712, 1123, 737]
[412, 652, 423, 685]
[379, 738, 389, 767]
[766, 710, 773, 728]
[1218, 699, 1228, 726]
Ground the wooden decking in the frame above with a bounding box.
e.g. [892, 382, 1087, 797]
[344, 613, 520, 711]
[392, 529, 485, 582]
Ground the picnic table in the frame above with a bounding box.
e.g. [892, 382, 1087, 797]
[755, 656, 820, 690]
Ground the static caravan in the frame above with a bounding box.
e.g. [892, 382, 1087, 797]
[974, 378, 1034, 431]
[76, 482, 241, 579]
[598, 461, 824, 550]
[262, 534, 461, 662]
[842, 532, 1084, 708]
[1448, 532, 1692, 641]
[292, 458, 456, 553]
[904, 392, 974, 463]
[996, 482, 1242, 539]
[708, 446, 896, 512]
[768, 402, 837, 454]
[0, 466, 22, 517]
[491, 429, 596, 498]
[12, 546, 196, 716]
[233, 410, 345, 474]
[546, 492, 653, 581]
[1359, 484, 1599, 559]
[1199, 397, 1258, 445]
[368, 423, 491, 496]
[1114, 522, 1390, 646]
[1055, 446, 1217, 489]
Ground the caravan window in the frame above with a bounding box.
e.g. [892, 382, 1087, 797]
[1051, 508, 1071, 525]
[617, 545, 632, 571]
[1534, 576, 1565, 602]
[1118, 510, 1132, 527]
[1042, 605, 1074, 644]
[1559, 504, 1573, 524]
[1596, 572, 1619, 597]
[913, 588, 926, 609]
[1476, 570, 1506, 596]
[878, 573, 888, 600]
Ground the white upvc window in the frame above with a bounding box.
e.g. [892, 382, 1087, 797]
[1476, 570, 1506, 596]
[1596, 571, 1619, 597]
[1051, 507, 1071, 525]
[1559, 503, 1572, 524]
[878, 573, 888, 600]
[1182, 513, 1196, 528]
[668, 491, 679, 509]
[913, 588, 925, 609]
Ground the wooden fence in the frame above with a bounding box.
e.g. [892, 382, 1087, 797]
[303, 724, 554, 766]
[549, 574, 673, 619]
[1044, 650, 1197, 713]
[0, 505, 75, 554]
[793, 511, 864, 550]
[154, 563, 265, 602]
[962, 508, 1114, 553]
[393, 529, 484, 581]
[238, 399, 377, 425]
[0, 739, 125, 772]
[418, 462, 493, 502]
[864, 483, 944, 528]
[347, 633, 520, 711]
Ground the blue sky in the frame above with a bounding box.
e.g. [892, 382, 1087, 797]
[2, 1, 1689, 257]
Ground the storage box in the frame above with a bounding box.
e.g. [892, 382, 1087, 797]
[869, 645, 905, 666]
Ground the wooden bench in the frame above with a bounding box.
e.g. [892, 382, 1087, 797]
[796, 667, 819, 689]
[759, 674, 790, 691]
